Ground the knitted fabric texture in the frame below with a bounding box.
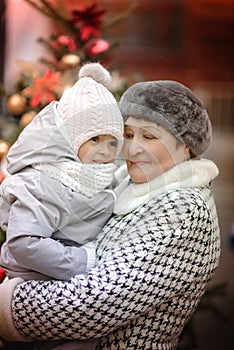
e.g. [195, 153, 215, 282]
[57, 63, 124, 154]
[33, 161, 116, 197]
[119, 80, 212, 156]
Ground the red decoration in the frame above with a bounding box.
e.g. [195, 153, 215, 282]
[52, 35, 77, 52]
[71, 4, 106, 41]
[23, 70, 61, 107]
[0, 268, 6, 283]
[86, 38, 110, 56]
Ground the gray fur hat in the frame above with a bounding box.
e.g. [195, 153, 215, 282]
[119, 80, 212, 156]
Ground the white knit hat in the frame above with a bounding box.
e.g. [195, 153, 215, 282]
[57, 62, 124, 154]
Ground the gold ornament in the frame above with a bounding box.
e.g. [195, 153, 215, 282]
[0, 140, 10, 159]
[20, 110, 37, 127]
[60, 54, 80, 69]
[7, 94, 27, 115]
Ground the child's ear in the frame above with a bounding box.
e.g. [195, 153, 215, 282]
[184, 146, 191, 160]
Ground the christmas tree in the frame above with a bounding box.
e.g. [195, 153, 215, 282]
[0, 0, 137, 182]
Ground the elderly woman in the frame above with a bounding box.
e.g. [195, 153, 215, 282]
[0, 80, 220, 350]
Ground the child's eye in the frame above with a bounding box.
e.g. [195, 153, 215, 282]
[110, 140, 118, 147]
[90, 136, 100, 142]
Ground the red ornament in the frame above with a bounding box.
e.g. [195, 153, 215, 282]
[52, 35, 77, 52]
[86, 39, 110, 56]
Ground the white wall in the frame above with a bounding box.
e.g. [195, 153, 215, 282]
[4, 0, 51, 89]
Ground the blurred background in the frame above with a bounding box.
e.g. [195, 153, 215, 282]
[0, 0, 233, 349]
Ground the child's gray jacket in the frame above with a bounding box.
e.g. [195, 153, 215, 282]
[0, 103, 115, 281]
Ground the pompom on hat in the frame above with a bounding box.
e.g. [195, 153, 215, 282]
[57, 62, 123, 154]
[119, 80, 212, 156]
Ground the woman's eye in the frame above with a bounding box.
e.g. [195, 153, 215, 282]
[144, 134, 156, 140]
[90, 136, 100, 142]
[124, 132, 133, 139]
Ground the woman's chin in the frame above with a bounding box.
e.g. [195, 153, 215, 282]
[128, 169, 148, 184]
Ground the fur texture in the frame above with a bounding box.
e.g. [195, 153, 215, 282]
[119, 80, 212, 156]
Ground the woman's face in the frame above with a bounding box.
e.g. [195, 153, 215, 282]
[122, 117, 189, 184]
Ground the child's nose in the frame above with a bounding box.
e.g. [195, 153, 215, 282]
[99, 142, 109, 153]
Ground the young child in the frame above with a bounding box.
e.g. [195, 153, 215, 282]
[0, 62, 124, 281]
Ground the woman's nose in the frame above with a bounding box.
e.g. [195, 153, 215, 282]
[126, 139, 143, 156]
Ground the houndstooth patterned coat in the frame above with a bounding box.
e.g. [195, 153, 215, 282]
[1, 160, 220, 350]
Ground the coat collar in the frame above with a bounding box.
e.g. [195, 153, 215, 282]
[114, 159, 219, 215]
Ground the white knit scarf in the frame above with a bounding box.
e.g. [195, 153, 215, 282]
[114, 159, 219, 215]
[32, 161, 117, 197]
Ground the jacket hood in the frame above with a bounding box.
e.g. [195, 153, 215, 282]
[6, 102, 78, 175]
